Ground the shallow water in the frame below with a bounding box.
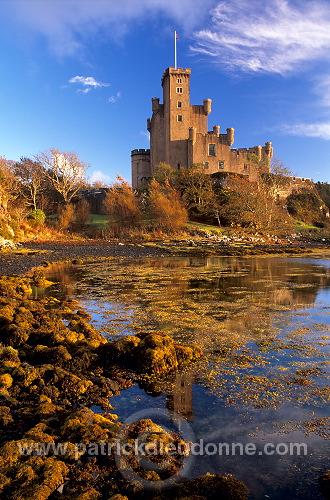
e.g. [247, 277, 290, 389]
[42, 254, 330, 499]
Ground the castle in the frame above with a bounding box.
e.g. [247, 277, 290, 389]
[131, 66, 273, 188]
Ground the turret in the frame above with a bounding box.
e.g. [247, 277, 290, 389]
[203, 99, 212, 115]
[226, 128, 234, 146]
[213, 125, 220, 136]
[265, 142, 273, 157]
[257, 145, 262, 160]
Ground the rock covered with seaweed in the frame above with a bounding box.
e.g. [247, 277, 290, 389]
[0, 274, 246, 499]
[97, 332, 203, 376]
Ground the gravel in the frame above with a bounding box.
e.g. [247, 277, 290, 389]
[0, 240, 169, 276]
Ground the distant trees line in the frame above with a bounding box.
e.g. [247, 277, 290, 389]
[103, 160, 329, 234]
[0, 149, 329, 239]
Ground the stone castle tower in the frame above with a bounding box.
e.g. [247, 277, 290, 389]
[131, 66, 273, 188]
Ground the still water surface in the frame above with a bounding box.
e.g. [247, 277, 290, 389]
[42, 254, 330, 499]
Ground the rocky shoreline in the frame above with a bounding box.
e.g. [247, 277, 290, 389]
[0, 241, 169, 276]
[1, 240, 330, 498]
[1, 237, 330, 277]
[0, 273, 249, 499]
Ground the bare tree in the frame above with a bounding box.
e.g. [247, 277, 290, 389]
[37, 149, 89, 204]
[13, 157, 46, 210]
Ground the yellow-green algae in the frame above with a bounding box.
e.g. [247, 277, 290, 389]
[65, 257, 330, 417]
[0, 274, 245, 499]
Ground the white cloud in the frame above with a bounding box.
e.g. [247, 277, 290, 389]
[89, 170, 112, 185]
[108, 92, 122, 104]
[191, 0, 330, 75]
[69, 76, 109, 89]
[282, 122, 330, 140]
[5, 0, 215, 56]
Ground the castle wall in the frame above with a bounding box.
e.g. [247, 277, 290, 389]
[189, 132, 272, 182]
[149, 103, 166, 171]
[189, 105, 209, 134]
[131, 66, 273, 187]
[273, 177, 314, 201]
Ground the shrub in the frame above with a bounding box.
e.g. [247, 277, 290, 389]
[147, 179, 187, 233]
[57, 204, 75, 230]
[28, 209, 46, 226]
[75, 199, 90, 225]
[103, 176, 142, 231]
[287, 189, 328, 226]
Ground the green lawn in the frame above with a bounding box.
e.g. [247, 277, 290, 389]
[185, 221, 223, 235]
[294, 220, 319, 231]
[88, 214, 109, 225]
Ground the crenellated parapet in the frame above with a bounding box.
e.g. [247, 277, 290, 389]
[132, 65, 273, 187]
[131, 149, 150, 155]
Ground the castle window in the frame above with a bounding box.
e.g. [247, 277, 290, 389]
[176, 87, 183, 93]
[218, 161, 224, 169]
[177, 115, 183, 122]
[177, 78, 182, 83]
[244, 163, 248, 169]
[177, 101, 182, 108]
[177, 163, 181, 169]
[204, 162, 209, 169]
[208, 144, 216, 156]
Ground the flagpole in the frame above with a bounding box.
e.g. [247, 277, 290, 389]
[174, 30, 177, 70]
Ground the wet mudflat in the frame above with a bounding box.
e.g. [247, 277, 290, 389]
[41, 253, 330, 499]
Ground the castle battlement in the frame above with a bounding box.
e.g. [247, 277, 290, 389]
[131, 66, 273, 188]
[131, 149, 150, 155]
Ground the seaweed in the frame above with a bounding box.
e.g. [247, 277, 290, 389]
[0, 274, 239, 499]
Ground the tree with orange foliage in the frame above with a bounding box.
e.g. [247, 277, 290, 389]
[147, 179, 188, 233]
[219, 174, 292, 230]
[103, 175, 141, 228]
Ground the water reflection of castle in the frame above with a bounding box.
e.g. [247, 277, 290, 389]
[166, 372, 195, 421]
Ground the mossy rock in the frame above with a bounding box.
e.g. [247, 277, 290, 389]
[31, 269, 53, 288]
[0, 372, 13, 388]
[0, 346, 21, 367]
[60, 407, 119, 444]
[99, 332, 202, 375]
[0, 277, 32, 299]
[1, 455, 69, 500]
[73, 488, 102, 500]
[137, 333, 178, 374]
[0, 406, 13, 426]
[175, 473, 248, 500]
[33, 345, 72, 367]
[137, 333, 202, 374]
[68, 318, 107, 348]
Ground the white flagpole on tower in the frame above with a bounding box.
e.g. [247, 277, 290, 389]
[174, 30, 177, 70]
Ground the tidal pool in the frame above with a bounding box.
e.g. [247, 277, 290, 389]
[42, 254, 330, 499]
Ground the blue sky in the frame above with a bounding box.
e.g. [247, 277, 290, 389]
[1, 0, 330, 184]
